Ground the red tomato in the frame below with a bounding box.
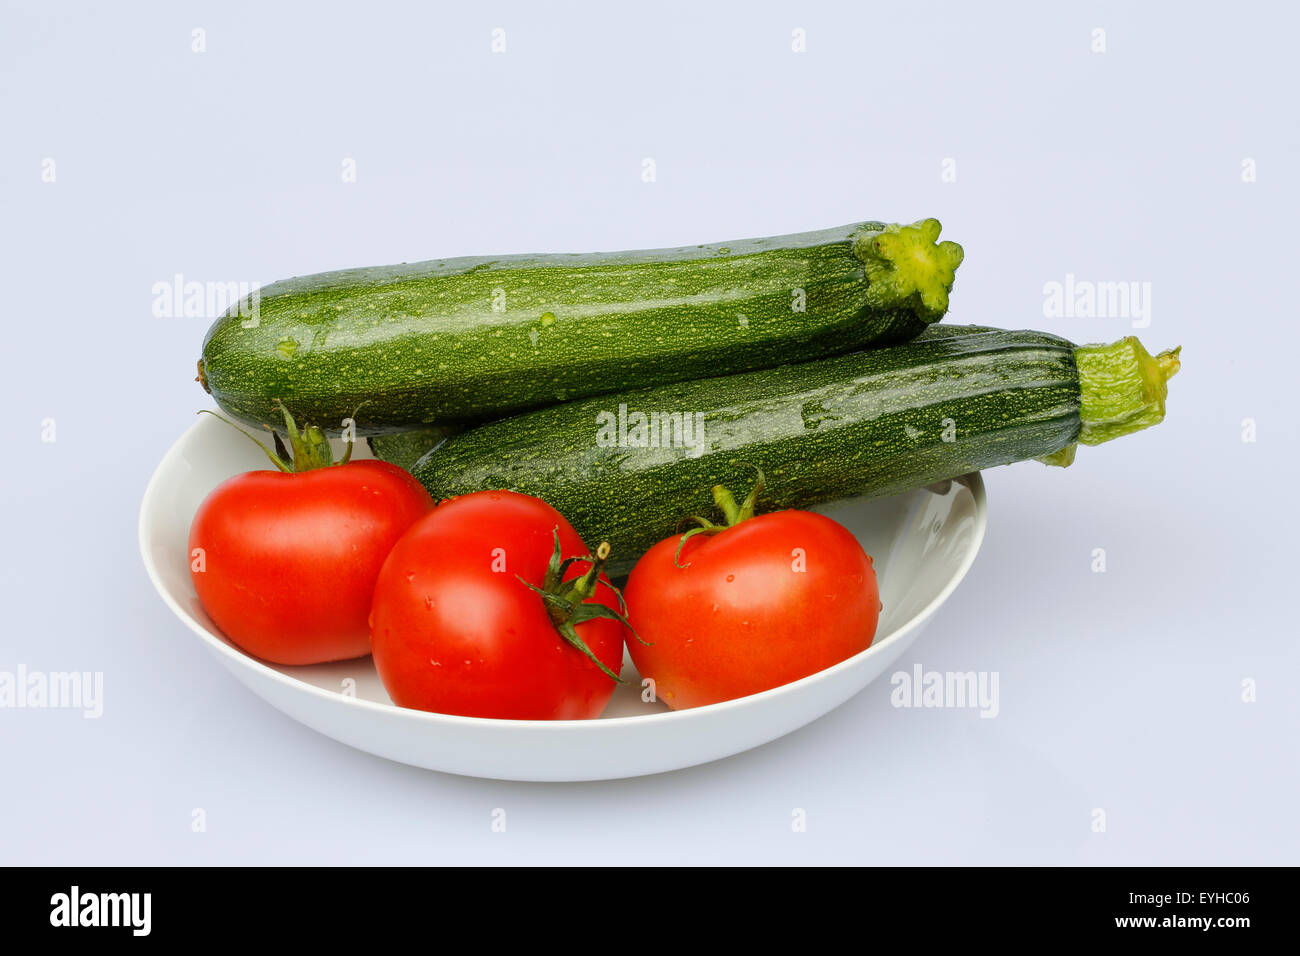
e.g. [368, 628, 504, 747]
[370, 491, 627, 720]
[189, 459, 433, 665]
[624, 510, 879, 710]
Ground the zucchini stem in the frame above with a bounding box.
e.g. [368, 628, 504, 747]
[1075, 337, 1181, 446]
[854, 218, 964, 324]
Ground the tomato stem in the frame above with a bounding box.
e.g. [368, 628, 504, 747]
[197, 409, 293, 472]
[517, 531, 645, 683]
[674, 467, 766, 567]
[712, 485, 742, 526]
[198, 402, 362, 473]
[567, 541, 611, 603]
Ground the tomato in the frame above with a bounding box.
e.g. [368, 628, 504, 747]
[370, 490, 627, 720]
[189, 409, 433, 665]
[624, 500, 879, 710]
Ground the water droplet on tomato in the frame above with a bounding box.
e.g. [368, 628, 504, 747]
[726, 574, 735, 582]
[425, 596, 435, 610]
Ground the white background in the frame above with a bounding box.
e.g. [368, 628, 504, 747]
[1, 1, 1296, 864]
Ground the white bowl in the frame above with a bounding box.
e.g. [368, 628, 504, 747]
[139, 414, 986, 781]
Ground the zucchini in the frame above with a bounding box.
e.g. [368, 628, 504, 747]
[367, 424, 462, 472]
[411, 325, 1180, 574]
[198, 219, 962, 434]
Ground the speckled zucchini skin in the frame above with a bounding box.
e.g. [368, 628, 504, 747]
[367, 424, 462, 471]
[198, 220, 961, 434]
[411, 325, 1083, 574]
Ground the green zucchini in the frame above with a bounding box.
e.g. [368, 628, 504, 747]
[411, 325, 1180, 574]
[198, 219, 963, 434]
[367, 424, 462, 472]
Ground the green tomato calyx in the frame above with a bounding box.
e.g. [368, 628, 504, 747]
[516, 530, 645, 683]
[674, 466, 766, 568]
[198, 402, 363, 473]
